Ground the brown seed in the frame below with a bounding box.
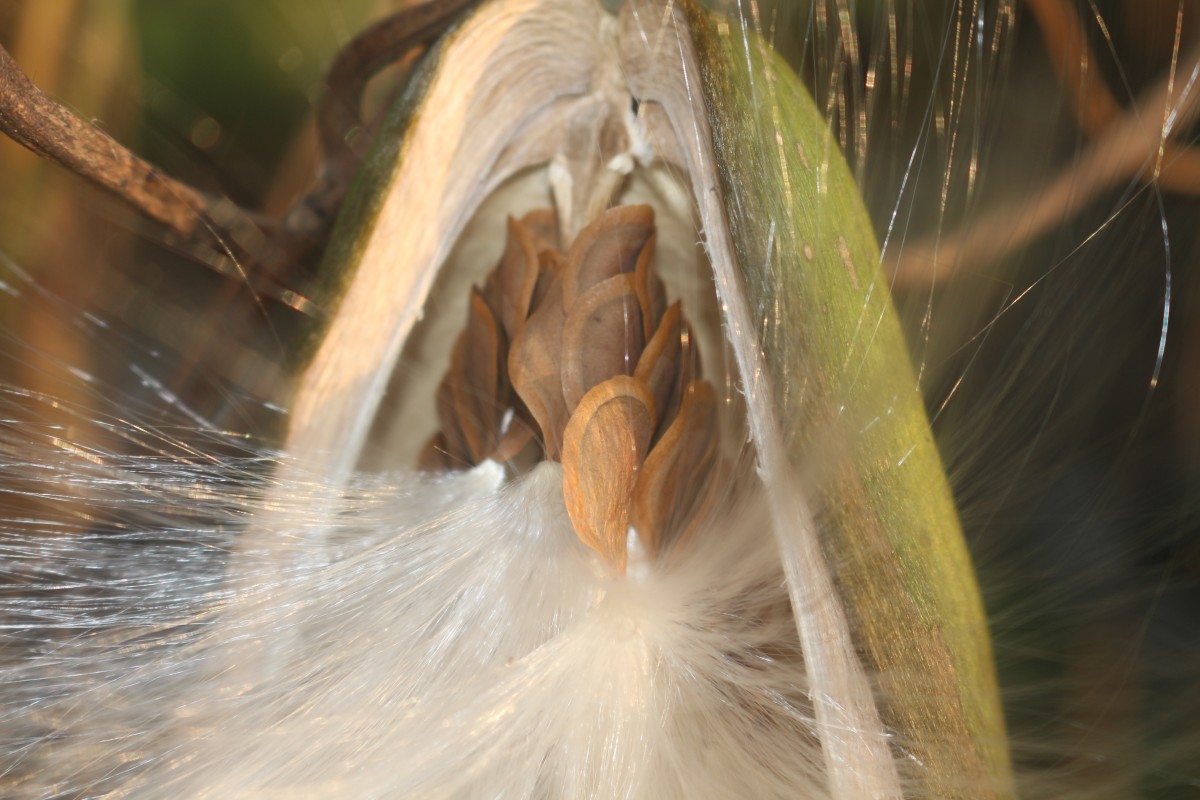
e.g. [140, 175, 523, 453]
[435, 377, 471, 466]
[424, 204, 719, 568]
[561, 205, 655, 308]
[659, 317, 700, 431]
[490, 420, 535, 464]
[561, 375, 656, 573]
[487, 216, 543, 340]
[560, 272, 644, 413]
[633, 233, 666, 339]
[664, 454, 726, 560]
[417, 431, 453, 472]
[633, 301, 682, 433]
[630, 380, 718, 557]
[447, 289, 504, 463]
[508, 272, 569, 460]
[530, 250, 564, 312]
[519, 207, 561, 254]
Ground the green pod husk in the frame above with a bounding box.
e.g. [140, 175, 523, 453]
[674, 3, 1016, 796]
[273, 0, 1013, 796]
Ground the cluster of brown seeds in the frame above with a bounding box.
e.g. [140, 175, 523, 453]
[421, 204, 719, 572]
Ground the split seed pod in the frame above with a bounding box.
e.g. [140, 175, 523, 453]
[249, 1, 1013, 797]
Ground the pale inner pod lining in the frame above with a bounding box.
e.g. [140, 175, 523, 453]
[230, 0, 710, 669]
[291, 0, 712, 486]
[348, 0, 715, 475]
[363, 162, 716, 472]
[238, 3, 902, 794]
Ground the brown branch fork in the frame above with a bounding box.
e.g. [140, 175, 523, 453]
[0, 42, 210, 240]
[0, 0, 482, 291]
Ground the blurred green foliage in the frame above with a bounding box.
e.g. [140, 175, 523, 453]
[129, 0, 380, 201]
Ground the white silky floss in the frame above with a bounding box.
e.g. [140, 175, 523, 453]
[2, 453, 832, 798]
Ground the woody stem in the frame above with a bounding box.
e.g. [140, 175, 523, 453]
[0, 42, 210, 240]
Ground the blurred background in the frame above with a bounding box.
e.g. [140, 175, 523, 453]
[1, 1, 1198, 796]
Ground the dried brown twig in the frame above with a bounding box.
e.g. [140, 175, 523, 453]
[891, 2, 1200, 286]
[0, 43, 210, 240]
[1026, 0, 1121, 135]
[1026, 0, 1200, 191]
[0, 0, 483, 291]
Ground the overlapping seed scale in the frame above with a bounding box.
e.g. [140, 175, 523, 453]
[509, 204, 661, 458]
[422, 208, 557, 468]
[424, 203, 721, 572]
[629, 380, 718, 556]
[561, 376, 656, 573]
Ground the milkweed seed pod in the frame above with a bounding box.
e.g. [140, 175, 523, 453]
[236, 0, 1013, 796]
[0, 1, 1014, 797]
